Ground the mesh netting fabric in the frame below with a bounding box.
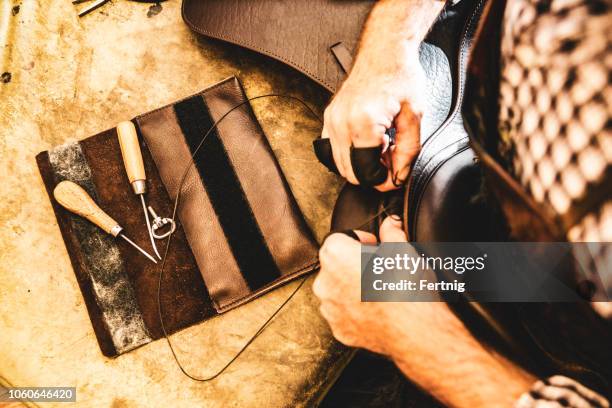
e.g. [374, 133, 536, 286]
[498, 0, 610, 228]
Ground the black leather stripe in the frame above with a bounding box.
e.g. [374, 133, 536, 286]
[174, 96, 281, 290]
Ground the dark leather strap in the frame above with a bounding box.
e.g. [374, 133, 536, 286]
[312, 138, 389, 188]
[350, 145, 388, 187]
[312, 138, 338, 174]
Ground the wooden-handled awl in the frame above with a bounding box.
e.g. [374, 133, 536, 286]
[54, 181, 158, 264]
[117, 121, 161, 260]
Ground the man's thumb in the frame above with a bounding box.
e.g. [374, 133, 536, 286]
[379, 216, 408, 242]
[391, 102, 421, 185]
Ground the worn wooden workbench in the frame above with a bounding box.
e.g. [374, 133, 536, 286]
[0, 0, 350, 406]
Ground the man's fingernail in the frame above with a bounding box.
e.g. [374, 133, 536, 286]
[390, 214, 402, 222]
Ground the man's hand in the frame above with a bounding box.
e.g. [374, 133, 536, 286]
[313, 216, 411, 354]
[313, 216, 535, 407]
[322, 0, 447, 191]
[323, 56, 424, 191]
[313, 216, 452, 356]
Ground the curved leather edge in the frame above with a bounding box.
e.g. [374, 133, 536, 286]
[404, 0, 486, 239]
[411, 146, 503, 241]
[181, 0, 372, 93]
[350, 145, 388, 187]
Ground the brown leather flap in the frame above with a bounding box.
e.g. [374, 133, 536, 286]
[181, 0, 375, 93]
[136, 77, 319, 312]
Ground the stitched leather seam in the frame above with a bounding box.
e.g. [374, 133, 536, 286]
[419, 0, 485, 155]
[407, 0, 485, 238]
[181, 2, 336, 92]
[216, 261, 319, 311]
[409, 0, 484, 190]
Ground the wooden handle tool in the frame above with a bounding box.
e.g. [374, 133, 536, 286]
[54, 180, 122, 236]
[117, 121, 147, 195]
[116, 121, 162, 260]
[53, 181, 157, 264]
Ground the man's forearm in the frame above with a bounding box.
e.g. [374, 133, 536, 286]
[353, 3, 538, 405]
[387, 305, 535, 408]
[353, 0, 446, 74]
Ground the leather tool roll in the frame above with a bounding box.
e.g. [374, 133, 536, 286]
[37, 76, 319, 357]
